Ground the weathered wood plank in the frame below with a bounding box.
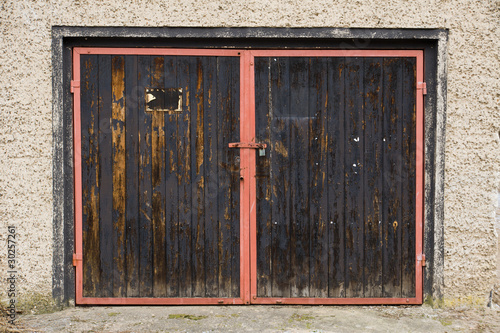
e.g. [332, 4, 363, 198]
[164, 56, 180, 297]
[255, 57, 272, 297]
[191, 57, 206, 297]
[327, 57, 346, 298]
[362, 58, 384, 297]
[150, 56, 168, 297]
[308, 57, 329, 298]
[137, 55, 153, 297]
[124, 55, 140, 297]
[81, 54, 101, 298]
[216, 57, 233, 297]
[401, 57, 417, 297]
[111, 55, 127, 297]
[270, 57, 291, 298]
[98, 55, 114, 297]
[382, 57, 403, 297]
[177, 56, 193, 297]
[344, 57, 364, 298]
[204, 57, 219, 297]
[289, 57, 310, 298]
[229, 58, 241, 297]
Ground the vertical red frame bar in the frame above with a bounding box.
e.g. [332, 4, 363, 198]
[247, 50, 425, 305]
[415, 51, 425, 304]
[238, 51, 254, 304]
[72, 48, 84, 304]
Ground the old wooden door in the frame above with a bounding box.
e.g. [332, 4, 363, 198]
[250, 51, 424, 304]
[74, 49, 243, 304]
[73, 49, 424, 305]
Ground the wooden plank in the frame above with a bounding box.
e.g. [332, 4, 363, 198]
[164, 56, 180, 297]
[191, 57, 206, 297]
[229, 58, 241, 298]
[401, 57, 417, 297]
[344, 57, 364, 298]
[111, 55, 127, 297]
[217, 57, 236, 297]
[124, 55, 140, 297]
[150, 56, 167, 297]
[327, 57, 346, 298]
[362, 58, 384, 297]
[308, 57, 329, 298]
[204, 56, 219, 297]
[255, 57, 272, 297]
[270, 57, 291, 297]
[137, 55, 153, 297]
[288, 57, 310, 297]
[382, 57, 403, 297]
[98, 55, 114, 298]
[177, 56, 193, 297]
[80, 54, 100, 298]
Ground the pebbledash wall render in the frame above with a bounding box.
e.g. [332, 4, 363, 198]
[0, 1, 498, 311]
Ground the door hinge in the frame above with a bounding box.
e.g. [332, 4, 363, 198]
[417, 82, 427, 95]
[73, 253, 83, 266]
[417, 254, 426, 267]
[70, 80, 80, 93]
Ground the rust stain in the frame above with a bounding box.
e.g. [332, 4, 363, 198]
[153, 57, 164, 82]
[274, 141, 288, 158]
[111, 56, 126, 278]
[393, 220, 398, 233]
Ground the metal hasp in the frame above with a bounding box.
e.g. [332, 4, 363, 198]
[72, 253, 82, 267]
[229, 142, 267, 149]
[417, 82, 427, 95]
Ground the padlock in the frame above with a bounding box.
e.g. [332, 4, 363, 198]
[259, 148, 266, 156]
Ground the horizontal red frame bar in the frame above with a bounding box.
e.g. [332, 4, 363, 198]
[252, 297, 421, 305]
[78, 297, 245, 305]
[74, 47, 423, 58]
[73, 47, 242, 56]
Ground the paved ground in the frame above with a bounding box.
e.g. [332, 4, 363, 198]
[2, 304, 499, 333]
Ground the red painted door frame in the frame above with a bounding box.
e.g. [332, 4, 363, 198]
[73, 48, 424, 305]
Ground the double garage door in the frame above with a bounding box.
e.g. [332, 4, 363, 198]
[73, 48, 424, 305]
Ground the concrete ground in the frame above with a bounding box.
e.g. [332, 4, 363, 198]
[5, 304, 500, 333]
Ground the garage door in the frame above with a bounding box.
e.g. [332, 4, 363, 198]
[72, 48, 424, 305]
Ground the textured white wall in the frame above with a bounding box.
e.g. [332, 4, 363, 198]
[0, 0, 498, 308]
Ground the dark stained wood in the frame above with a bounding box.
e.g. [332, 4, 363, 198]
[270, 58, 291, 298]
[204, 57, 218, 297]
[229, 58, 241, 297]
[289, 57, 310, 297]
[362, 58, 384, 297]
[137, 55, 153, 297]
[98, 55, 114, 297]
[308, 58, 329, 298]
[191, 57, 206, 297]
[177, 56, 193, 298]
[79, 52, 418, 301]
[382, 57, 403, 297]
[401, 57, 417, 297]
[255, 57, 272, 297]
[150, 56, 168, 297]
[327, 57, 346, 298]
[111, 56, 127, 297]
[163, 56, 180, 297]
[124, 55, 140, 297]
[81, 54, 100, 298]
[344, 57, 364, 298]
[217, 57, 236, 297]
